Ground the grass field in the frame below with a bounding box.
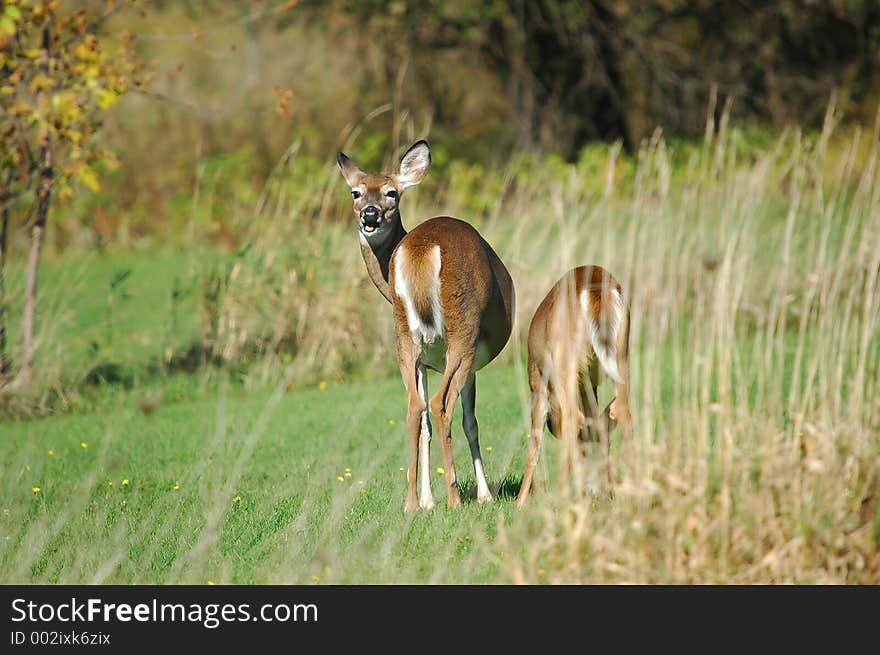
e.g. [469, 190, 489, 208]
[1, 119, 878, 584]
[0, 365, 536, 584]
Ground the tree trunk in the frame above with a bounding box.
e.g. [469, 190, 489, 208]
[19, 135, 52, 383]
[0, 178, 10, 379]
[17, 20, 53, 386]
[0, 37, 11, 381]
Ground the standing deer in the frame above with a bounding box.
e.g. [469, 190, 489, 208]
[337, 141, 515, 511]
[515, 265, 633, 508]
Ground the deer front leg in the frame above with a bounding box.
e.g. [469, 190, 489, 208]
[404, 392, 423, 513]
[577, 378, 601, 442]
[398, 339, 423, 513]
[461, 372, 492, 503]
[583, 382, 613, 487]
[611, 378, 634, 445]
[416, 363, 434, 509]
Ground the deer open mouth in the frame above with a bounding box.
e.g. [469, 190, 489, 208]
[360, 217, 384, 235]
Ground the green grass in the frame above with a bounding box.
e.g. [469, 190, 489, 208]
[3, 249, 225, 379]
[0, 364, 553, 584]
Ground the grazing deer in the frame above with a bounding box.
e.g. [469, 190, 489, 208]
[515, 265, 633, 508]
[336, 141, 515, 511]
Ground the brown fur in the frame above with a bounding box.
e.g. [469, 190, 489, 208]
[389, 217, 514, 510]
[391, 217, 513, 360]
[338, 142, 514, 511]
[515, 265, 634, 507]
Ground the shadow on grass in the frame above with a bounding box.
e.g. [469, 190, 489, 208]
[458, 473, 522, 503]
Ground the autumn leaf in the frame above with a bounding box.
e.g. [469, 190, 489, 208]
[96, 88, 119, 110]
[0, 17, 16, 38]
[77, 164, 101, 192]
[3, 5, 22, 22]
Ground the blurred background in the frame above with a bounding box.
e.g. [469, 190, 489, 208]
[2, 0, 879, 406]
[5, 1, 880, 253]
[0, 0, 878, 409]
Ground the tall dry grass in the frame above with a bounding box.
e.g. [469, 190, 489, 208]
[494, 107, 880, 583]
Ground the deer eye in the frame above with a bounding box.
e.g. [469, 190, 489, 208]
[386, 189, 398, 199]
[351, 190, 362, 199]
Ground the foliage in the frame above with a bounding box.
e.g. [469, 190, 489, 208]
[0, 0, 151, 207]
[318, 0, 880, 155]
[18, 0, 867, 252]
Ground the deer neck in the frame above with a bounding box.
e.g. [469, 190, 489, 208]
[359, 212, 407, 303]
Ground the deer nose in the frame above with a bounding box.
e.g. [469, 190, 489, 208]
[361, 205, 381, 224]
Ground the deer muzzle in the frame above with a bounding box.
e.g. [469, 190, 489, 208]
[360, 205, 382, 234]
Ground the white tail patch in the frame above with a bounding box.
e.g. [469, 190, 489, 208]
[581, 288, 624, 384]
[394, 245, 445, 346]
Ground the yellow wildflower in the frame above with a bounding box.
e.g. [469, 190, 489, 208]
[318, 381, 328, 390]
[32, 486, 41, 494]
[47, 449, 55, 456]
[122, 479, 129, 486]
[437, 467, 445, 475]
[80, 442, 88, 449]
[233, 495, 241, 503]
[173, 483, 180, 491]
[336, 476, 344, 482]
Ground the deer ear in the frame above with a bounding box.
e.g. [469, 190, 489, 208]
[336, 151, 364, 189]
[396, 140, 431, 189]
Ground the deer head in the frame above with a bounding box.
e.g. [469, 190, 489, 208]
[336, 140, 431, 246]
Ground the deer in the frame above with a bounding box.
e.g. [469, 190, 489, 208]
[515, 265, 633, 508]
[336, 140, 515, 512]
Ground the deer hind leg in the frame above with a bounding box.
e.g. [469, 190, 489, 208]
[515, 384, 548, 508]
[611, 391, 633, 443]
[416, 363, 434, 509]
[610, 311, 634, 446]
[429, 351, 476, 509]
[609, 360, 634, 473]
[460, 371, 492, 503]
[398, 340, 424, 513]
[554, 359, 581, 494]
